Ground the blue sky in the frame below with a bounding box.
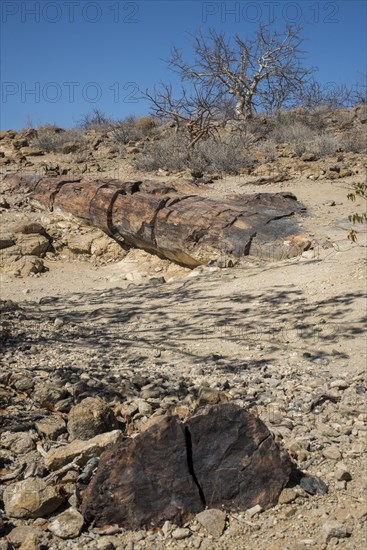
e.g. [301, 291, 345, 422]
[1, 0, 366, 129]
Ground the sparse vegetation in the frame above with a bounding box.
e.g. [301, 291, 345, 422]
[340, 130, 366, 153]
[134, 131, 255, 174]
[31, 125, 86, 153]
[347, 182, 367, 242]
[109, 115, 157, 145]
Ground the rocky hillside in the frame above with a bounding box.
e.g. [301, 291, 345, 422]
[0, 108, 366, 550]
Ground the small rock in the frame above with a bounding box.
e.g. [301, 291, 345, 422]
[278, 487, 298, 504]
[3, 478, 63, 519]
[48, 507, 84, 539]
[172, 527, 191, 540]
[246, 504, 263, 518]
[44, 430, 123, 470]
[54, 317, 64, 328]
[18, 532, 41, 550]
[322, 520, 349, 542]
[196, 508, 226, 537]
[35, 415, 66, 439]
[198, 387, 227, 406]
[322, 446, 342, 460]
[324, 200, 336, 206]
[7, 526, 42, 548]
[299, 475, 328, 495]
[67, 397, 117, 441]
[334, 463, 352, 482]
[330, 379, 349, 390]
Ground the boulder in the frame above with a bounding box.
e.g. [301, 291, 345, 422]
[16, 234, 49, 256]
[81, 404, 291, 529]
[67, 397, 117, 441]
[3, 478, 63, 519]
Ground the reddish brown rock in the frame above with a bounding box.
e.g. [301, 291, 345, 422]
[81, 415, 203, 529]
[81, 404, 292, 530]
[186, 404, 292, 511]
[4, 174, 308, 267]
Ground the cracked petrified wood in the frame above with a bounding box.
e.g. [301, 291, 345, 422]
[81, 404, 292, 529]
[5, 174, 309, 266]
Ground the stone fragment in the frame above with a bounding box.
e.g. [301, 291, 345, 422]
[299, 475, 328, 496]
[7, 526, 42, 548]
[45, 429, 123, 470]
[4, 256, 44, 277]
[19, 533, 40, 550]
[35, 415, 66, 439]
[48, 507, 84, 539]
[0, 235, 15, 249]
[82, 416, 202, 529]
[197, 387, 227, 406]
[67, 397, 117, 441]
[334, 463, 352, 482]
[0, 431, 35, 453]
[3, 478, 63, 519]
[322, 446, 342, 460]
[187, 404, 291, 512]
[322, 520, 349, 542]
[172, 528, 191, 540]
[33, 383, 70, 410]
[16, 234, 49, 256]
[196, 509, 226, 537]
[67, 234, 95, 254]
[246, 504, 263, 518]
[278, 487, 298, 504]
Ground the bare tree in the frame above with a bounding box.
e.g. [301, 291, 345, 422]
[143, 82, 222, 148]
[298, 79, 356, 110]
[167, 24, 314, 119]
[351, 73, 367, 105]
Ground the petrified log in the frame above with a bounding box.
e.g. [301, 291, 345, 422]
[5, 174, 309, 266]
[81, 404, 292, 530]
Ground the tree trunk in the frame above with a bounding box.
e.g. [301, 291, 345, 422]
[5, 174, 309, 266]
[234, 95, 246, 118]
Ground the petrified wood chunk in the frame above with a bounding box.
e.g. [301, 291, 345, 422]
[81, 404, 292, 530]
[81, 415, 203, 529]
[4, 174, 309, 266]
[186, 404, 292, 510]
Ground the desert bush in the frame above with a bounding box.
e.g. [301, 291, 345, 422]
[77, 108, 112, 130]
[340, 131, 366, 153]
[134, 131, 255, 174]
[308, 132, 338, 156]
[135, 116, 157, 134]
[269, 121, 315, 156]
[109, 115, 158, 145]
[134, 132, 190, 171]
[31, 125, 86, 153]
[258, 139, 277, 162]
[191, 135, 255, 173]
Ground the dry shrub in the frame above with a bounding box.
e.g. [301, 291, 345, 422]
[269, 121, 316, 156]
[191, 135, 255, 173]
[31, 125, 86, 153]
[135, 116, 157, 134]
[308, 133, 338, 156]
[258, 139, 277, 162]
[133, 133, 189, 171]
[339, 131, 366, 153]
[134, 132, 255, 174]
[110, 116, 158, 145]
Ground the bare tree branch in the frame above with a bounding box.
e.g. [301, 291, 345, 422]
[167, 24, 315, 118]
[142, 82, 222, 148]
